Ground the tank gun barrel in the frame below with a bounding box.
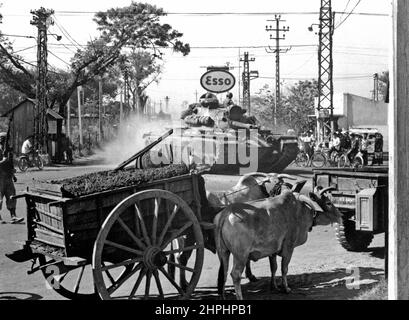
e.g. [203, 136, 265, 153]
[229, 121, 259, 130]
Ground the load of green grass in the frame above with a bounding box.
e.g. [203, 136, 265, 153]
[50, 164, 189, 198]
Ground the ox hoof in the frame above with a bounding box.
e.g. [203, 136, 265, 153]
[281, 287, 292, 294]
[248, 275, 259, 283]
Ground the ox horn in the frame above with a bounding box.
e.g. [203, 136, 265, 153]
[277, 174, 297, 180]
[319, 186, 337, 196]
[299, 195, 323, 212]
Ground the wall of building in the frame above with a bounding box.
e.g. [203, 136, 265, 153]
[337, 93, 389, 151]
[9, 100, 35, 155]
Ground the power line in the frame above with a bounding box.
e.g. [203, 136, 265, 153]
[335, 0, 363, 30]
[52, 15, 83, 49]
[48, 50, 71, 66]
[51, 10, 388, 17]
[336, 0, 352, 27]
[13, 45, 36, 53]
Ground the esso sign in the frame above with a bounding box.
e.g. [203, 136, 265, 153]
[200, 70, 236, 93]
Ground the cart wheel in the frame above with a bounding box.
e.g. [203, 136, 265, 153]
[92, 189, 204, 300]
[39, 255, 99, 300]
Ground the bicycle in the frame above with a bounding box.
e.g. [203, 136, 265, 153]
[18, 150, 44, 172]
[294, 151, 310, 167]
[309, 149, 342, 168]
[338, 151, 365, 169]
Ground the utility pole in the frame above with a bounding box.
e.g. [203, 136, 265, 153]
[98, 78, 103, 141]
[165, 96, 170, 113]
[30, 7, 54, 154]
[119, 88, 123, 125]
[67, 100, 71, 138]
[266, 15, 290, 126]
[77, 86, 83, 152]
[240, 52, 259, 115]
[373, 73, 379, 101]
[123, 69, 130, 114]
[195, 90, 198, 103]
[316, 0, 335, 144]
[238, 47, 241, 105]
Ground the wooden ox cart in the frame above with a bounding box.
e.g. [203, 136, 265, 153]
[8, 171, 211, 300]
[6, 130, 216, 300]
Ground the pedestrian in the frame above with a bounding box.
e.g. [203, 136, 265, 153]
[360, 133, 369, 165]
[373, 132, 384, 165]
[0, 149, 23, 224]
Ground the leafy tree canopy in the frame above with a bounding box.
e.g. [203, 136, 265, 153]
[0, 2, 190, 114]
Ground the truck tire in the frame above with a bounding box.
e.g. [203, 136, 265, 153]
[335, 219, 374, 252]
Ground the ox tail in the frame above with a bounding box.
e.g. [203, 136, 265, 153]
[214, 209, 231, 296]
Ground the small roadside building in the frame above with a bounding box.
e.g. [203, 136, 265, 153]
[1, 98, 65, 161]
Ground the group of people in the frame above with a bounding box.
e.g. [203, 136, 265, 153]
[328, 130, 384, 165]
[299, 129, 384, 166]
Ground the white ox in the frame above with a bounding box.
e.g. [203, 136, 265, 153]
[214, 187, 342, 300]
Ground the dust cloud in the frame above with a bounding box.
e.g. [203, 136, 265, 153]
[97, 112, 180, 166]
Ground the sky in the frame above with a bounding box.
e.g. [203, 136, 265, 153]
[0, 0, 391, 112]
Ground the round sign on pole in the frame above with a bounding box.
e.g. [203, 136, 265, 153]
[200, 70, 236, 94]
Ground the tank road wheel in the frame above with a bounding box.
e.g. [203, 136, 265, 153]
[38, 255, 100, 300]
[92, 189, 204, 300]
[335, 218, 374, 252]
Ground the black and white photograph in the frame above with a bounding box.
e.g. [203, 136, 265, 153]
[0, 0, 407, 307]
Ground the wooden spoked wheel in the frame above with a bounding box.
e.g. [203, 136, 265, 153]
[39, 255, 135, 300]
[39, 255, 99, 300]
[92, 189, 204, 300]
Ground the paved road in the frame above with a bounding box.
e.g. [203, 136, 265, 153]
[0, 162, 385, 300]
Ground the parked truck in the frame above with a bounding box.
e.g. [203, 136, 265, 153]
[313, 167, 388, 251]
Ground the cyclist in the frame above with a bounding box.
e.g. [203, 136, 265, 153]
[303, 130, 315, 159]
[347, 133, 360, 163]
[328, 131, 342, 160]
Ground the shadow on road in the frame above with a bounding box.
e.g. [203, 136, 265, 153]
[189, 267, 384, 300]
[0, 292, 43, 300]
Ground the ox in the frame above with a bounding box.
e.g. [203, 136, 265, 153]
[176, 172, 294, 289]
[214, 187, 341, 300]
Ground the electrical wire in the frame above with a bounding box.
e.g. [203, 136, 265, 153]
[335, 0, 352, 28]
[48, 50, 71, 66]
[335, 0, 363, 30]
[52, 15, 83, 50]
[51, 10, 388, 17]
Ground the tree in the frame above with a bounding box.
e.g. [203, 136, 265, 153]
[0, 2, 190, 117]
[252, 80, 318, 133]
[377, 71, 389, 103]
[280, 80, 318, 133]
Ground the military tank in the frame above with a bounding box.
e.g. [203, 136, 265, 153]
[142, 95, 299, 174]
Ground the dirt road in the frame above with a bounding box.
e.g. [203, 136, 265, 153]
[0, 161, 385, 300]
